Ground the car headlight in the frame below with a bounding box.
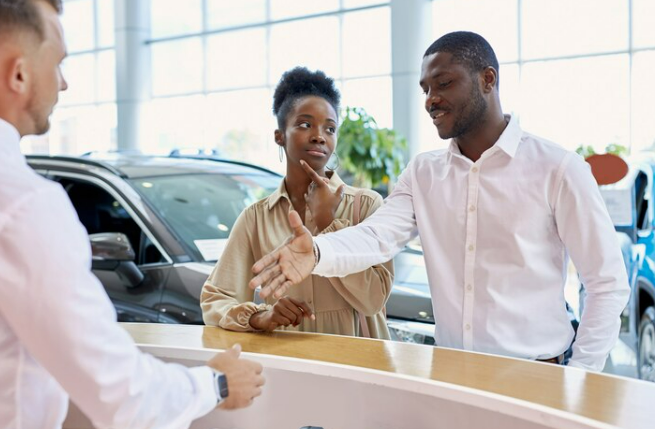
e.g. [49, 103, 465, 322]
[387, 319, 435, 346]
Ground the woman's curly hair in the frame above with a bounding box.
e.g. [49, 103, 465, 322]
[272, 66, 341, 129]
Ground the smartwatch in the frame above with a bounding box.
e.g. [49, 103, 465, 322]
[212, 370, 229, 403]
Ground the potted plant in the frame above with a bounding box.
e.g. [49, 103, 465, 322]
[337, 106, 407, 194]
[576, 143, 629, 158]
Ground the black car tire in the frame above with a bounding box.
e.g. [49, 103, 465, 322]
[638, 306, 655, 382]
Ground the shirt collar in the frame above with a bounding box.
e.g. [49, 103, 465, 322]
[0, 118, 25, 166]
[267, 170, 345, 210]
[494, 114, 522, 158]
[448, 114, 522, 159]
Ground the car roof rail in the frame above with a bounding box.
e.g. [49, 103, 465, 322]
[169, 155, 283, 177]
[27, 155, 127, 178]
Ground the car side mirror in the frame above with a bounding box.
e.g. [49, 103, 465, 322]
[89, 233, 144, 289]
[90, 233, 135, 261]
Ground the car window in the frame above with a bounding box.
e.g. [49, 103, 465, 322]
[130, 173, 280, 261]
[54, 177, 166, 265]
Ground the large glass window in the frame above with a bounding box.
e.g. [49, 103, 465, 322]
[27, 0, 117, 156]
[141, 95, 207, 154]
[206, 0, 267, 30]
[37, 104, 117, 155]
[207, 29, 268, 90]
[96, 0, 115, 48]
[150, 0, 202, 39]
[520, 56, 630, 150]
[342, 7, 391, 78]
[498, 64, 520, 116]
[431, 0, 651, 154]
[342, 76, 393, 129]
[61, 0, 95, 53]
[269, 17, 341, 83]
[34, 0, 655, 164]
[521, 0, 628, 60]
[343, 0, 385, 7]
[633, 0, 655, 50]
[146, 1, 393, 170]
[97, 50, 117, 102]
[632, 52, 655, 152]
[59, 54, 96, 106]
[204, 89, 275, 167]
[151, 39, 204, 96]
[270, 0, 339, 21]
[432, 0, 518, 63]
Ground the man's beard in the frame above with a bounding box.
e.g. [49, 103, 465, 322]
[446, 84, 488, 140]
[26, 94, 52, 136]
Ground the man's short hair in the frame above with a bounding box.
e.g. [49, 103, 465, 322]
[424, 31, 500, 88]
[0, 0, 63, 40]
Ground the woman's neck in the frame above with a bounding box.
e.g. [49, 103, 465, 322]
[284, 163, 327, 210]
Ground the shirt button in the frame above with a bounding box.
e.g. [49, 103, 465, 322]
[465, 324, 471, 330]
[466, 284, 472, 291]
[469, 205, 476, 212]
[471, 167, 478, 173]
[468, 245, 474, 252]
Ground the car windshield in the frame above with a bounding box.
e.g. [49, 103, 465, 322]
[131, 172, 281, 261]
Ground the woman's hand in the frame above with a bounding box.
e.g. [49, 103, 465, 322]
[249, 297, 314, 332]
[301, 160, 345, 231]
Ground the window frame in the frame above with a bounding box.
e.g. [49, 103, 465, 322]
[44, 170, 174, 266]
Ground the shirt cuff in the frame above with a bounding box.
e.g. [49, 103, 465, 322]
[189, 366, 220, 416]
[566, 359, 600, 372]
[313, 235, 336, 276]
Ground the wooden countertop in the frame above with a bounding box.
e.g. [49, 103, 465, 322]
[122, 323, 655, 429]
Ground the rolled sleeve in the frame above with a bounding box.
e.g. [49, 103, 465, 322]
[554, 154, 630, 371]
[187, 366, 220, 417]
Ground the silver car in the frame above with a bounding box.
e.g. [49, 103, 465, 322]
[28, 154, 434, 344]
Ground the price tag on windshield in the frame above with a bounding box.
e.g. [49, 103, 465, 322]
[194, 239, 228, 261]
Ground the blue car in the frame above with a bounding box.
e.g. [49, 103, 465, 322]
[597, 154, 655, 382]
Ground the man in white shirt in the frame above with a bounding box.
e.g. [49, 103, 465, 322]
[0, 1, 264, 428]
[249, 31, 630, 372]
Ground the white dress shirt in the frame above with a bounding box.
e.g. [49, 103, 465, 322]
[0, 118, 217, 429]
[315, 114, 630, 371]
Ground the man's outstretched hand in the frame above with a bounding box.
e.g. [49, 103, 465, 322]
[249, 210, 314, 299]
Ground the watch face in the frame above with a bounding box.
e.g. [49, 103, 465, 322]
[218, 374, 229, 399]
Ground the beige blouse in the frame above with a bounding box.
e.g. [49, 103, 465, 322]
[201, 172, 393, 339]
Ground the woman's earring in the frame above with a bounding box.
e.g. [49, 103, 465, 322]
[279, 145, 284, 163]
[327, 152, 340, 171]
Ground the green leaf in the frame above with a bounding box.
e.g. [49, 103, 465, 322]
[337, 106, 407, 189]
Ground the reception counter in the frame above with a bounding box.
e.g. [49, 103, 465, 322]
[64, 323, 655, 429]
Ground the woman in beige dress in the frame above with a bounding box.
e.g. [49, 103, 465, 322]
[201, 67, 393, 339]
